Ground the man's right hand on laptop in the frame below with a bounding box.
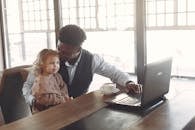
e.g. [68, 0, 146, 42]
[125, 82, 142, 94]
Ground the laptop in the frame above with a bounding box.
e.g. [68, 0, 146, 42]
[105, 57, 173, 110]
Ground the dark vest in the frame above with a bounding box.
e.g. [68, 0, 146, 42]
[59, 49, 93, 98]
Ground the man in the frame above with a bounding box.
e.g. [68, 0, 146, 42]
[23, 24, 142, 105]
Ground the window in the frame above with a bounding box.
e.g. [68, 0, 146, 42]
[145, 0, 195, 28]
[61, 0, 136, 90]
[61, 0, 134, 30]
[1, 0, 195, 85]
[1, 0, 136, 90]
[61, 0, 135, 73]
[146, 0, 195, 77]
[2, 0, 55, 67]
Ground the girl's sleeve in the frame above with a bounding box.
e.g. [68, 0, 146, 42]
[22, 72, 36, 105]
[31, 76, 41, 96]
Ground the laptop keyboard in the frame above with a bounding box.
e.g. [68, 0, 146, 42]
[112, 93, 140, 105]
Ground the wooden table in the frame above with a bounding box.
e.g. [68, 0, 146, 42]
[129, 91, 195, 130]
[0, 90, 194, 130]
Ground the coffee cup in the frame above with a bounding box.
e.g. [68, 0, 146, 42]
[100, 83, 119, 95]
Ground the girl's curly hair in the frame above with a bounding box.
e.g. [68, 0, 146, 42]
[33, 49, 59, 75]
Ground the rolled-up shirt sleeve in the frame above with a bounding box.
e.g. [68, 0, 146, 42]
[22, 72, 35, 105]
[91, 54, 132, 87]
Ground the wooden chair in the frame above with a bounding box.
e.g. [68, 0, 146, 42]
[0, 65, 32, 124]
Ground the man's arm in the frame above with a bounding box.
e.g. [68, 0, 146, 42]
[22, 72, 35, 105]
[91, 54, 132, 86]
[91, 54, 142, 94]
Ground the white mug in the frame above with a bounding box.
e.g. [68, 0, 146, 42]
[100, 83, 119, 95]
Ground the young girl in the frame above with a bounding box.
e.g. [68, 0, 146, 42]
[31, 49, 70, 113]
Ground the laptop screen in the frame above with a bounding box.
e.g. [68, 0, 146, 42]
[141, 57, 172, 106]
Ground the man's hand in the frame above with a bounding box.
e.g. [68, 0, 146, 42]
[125, 82, 142, 94]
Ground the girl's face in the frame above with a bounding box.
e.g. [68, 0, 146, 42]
[42, 56, 60, 75]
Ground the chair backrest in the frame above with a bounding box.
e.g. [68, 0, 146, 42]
[0, 65, 32, 124]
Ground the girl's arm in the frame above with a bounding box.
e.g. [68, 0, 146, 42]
[35, 93, 62, 106]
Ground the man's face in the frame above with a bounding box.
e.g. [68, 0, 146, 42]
[57, 42, 81, 62]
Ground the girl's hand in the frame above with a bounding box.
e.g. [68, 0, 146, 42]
[63, 95, 73, 102]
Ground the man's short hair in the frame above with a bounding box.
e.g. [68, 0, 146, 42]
[58, 24, 86, 46]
